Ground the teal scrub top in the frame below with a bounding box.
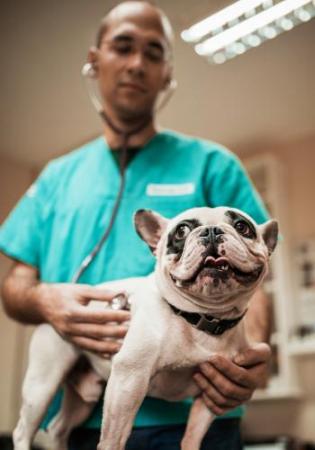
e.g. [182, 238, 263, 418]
[0, 130, 269, 428]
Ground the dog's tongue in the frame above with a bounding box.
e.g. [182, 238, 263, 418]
[171, 255, 230, 281]
[205, 256, 229, 268]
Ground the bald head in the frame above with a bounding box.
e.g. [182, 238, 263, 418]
[96, 1, 174, 53]
[88, 0, 175, 123]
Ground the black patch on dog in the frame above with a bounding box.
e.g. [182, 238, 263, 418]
[167, 219, 201, 255]
[224, 210, 257, 239]
[232, 265, 263, 285]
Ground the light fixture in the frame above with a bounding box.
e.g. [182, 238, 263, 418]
[181, 0, 270, 43]
[181, 0, 315, 64]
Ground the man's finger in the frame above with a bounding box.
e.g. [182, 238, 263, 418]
[80, 286, 127, 303]
[233, 343, 271, 367]
[72, 307, 131, 324]
[193, 373, 244, 407]
[199, 360, 255, 393]
[70, 336, 122, 354]
[67, 323, 129, 339]
[201, 394, 230, 416]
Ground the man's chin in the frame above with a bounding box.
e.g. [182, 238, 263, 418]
[115, 101, 153, 122]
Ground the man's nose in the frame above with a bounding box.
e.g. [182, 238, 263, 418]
[127, 51, 146, 74]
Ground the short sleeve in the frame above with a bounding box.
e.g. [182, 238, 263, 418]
[206, 148, 269, 225]
[0, 162, 56, 267]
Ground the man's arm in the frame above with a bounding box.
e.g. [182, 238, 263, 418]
[193, 288, 272, 415]
[1, 261, 131, 357]
[244, 287, 272, 344]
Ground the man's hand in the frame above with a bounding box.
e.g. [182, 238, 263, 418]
[1, 262, 130, 358]
[36, 283, 130, 357]
[193, 343, 271, 415]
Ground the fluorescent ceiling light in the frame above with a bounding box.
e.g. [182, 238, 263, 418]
[195, 0, 310, 55]
[181, 0, 268, 42]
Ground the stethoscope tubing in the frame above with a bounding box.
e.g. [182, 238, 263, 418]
[72, 69, 152, 283]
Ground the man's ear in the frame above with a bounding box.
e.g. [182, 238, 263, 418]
[87, 46, 100, 78]
[259, 219, 279, 255]
[134, 209, 168, 254]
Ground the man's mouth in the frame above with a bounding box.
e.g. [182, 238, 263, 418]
[119, 82, 147, 93]
[170, 256, 263, 287]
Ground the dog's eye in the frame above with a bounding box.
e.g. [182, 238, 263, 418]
[174, 224, 191, 240]
[234, 220, 255, 239]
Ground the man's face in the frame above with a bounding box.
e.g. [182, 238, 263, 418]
[92, 6, 172, 120]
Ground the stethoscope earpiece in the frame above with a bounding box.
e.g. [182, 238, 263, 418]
[167, 78, 178, 94]
[154, 78, 177, 113]
[81, 63, 96, 78]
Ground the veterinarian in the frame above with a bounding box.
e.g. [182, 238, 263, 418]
[0, 2, 272, 449]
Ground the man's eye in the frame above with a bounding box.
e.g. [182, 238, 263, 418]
[234, 220, 255, 239]
[174, 224, 191, 240]
[113, 43, 132, 55]
[144, 47, 164, 63]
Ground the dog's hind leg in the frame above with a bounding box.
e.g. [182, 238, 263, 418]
[45, 368, 104, 449]
[13, 324, 79, 450]
[181, 396, 214, 450]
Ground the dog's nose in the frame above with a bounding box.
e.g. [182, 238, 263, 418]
[199, 226, 224, 237]
[199, 226, 224, 256]
[213, 226, 224, 236]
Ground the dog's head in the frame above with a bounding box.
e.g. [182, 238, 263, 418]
[134, 207, 278, 313]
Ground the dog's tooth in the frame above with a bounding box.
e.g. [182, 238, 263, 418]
[176, 279, 183, 287]
[217, 263, 229, 271]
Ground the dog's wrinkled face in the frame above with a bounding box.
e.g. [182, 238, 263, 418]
[135, 207, 278, 309]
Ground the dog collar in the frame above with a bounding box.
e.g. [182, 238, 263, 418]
[169, 303, 247, 336]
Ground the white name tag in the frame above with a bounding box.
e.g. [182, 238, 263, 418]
[146, 183, 195, 197]
[26, 184, 38, 198]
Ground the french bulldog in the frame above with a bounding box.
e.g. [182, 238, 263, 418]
[13, 206, 278, 450]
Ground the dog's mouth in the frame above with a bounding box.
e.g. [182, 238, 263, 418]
[170, 256, 263, 287]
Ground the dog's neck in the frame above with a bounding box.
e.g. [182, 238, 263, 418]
[167, 302, 248, 336]
[154, 269, 252, 320]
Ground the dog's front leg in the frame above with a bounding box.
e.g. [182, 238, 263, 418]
[97, 352, 156, 450]
[97, 326, 161, 450]
[181, 396, 214, 450]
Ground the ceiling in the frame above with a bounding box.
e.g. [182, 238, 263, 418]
[1, 0, 315, 167]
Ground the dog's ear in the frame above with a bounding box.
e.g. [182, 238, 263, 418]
[134, 209, 168, 254]
[259, 219, 279, 255]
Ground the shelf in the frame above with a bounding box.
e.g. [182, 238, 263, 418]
[252, 385, 301, 401]
[270, 332, 280, 346]
[251, 373, 301, 401]
[263, 280, 276, 295]
[288, 336, 315, 356]
[298, 288, 315, 301]
[244, 444, 288, 450]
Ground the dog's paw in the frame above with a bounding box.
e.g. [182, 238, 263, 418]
[33, 430, 68, 450]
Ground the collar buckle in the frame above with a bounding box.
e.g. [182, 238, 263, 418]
[196, 315, 224, 335]
[168, 303, 246, 336]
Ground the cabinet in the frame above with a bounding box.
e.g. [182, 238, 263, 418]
[243, 154, 300, 400]
[288, 237, 315, 356]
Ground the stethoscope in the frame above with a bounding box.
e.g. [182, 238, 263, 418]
[71, 62, 177, 285]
